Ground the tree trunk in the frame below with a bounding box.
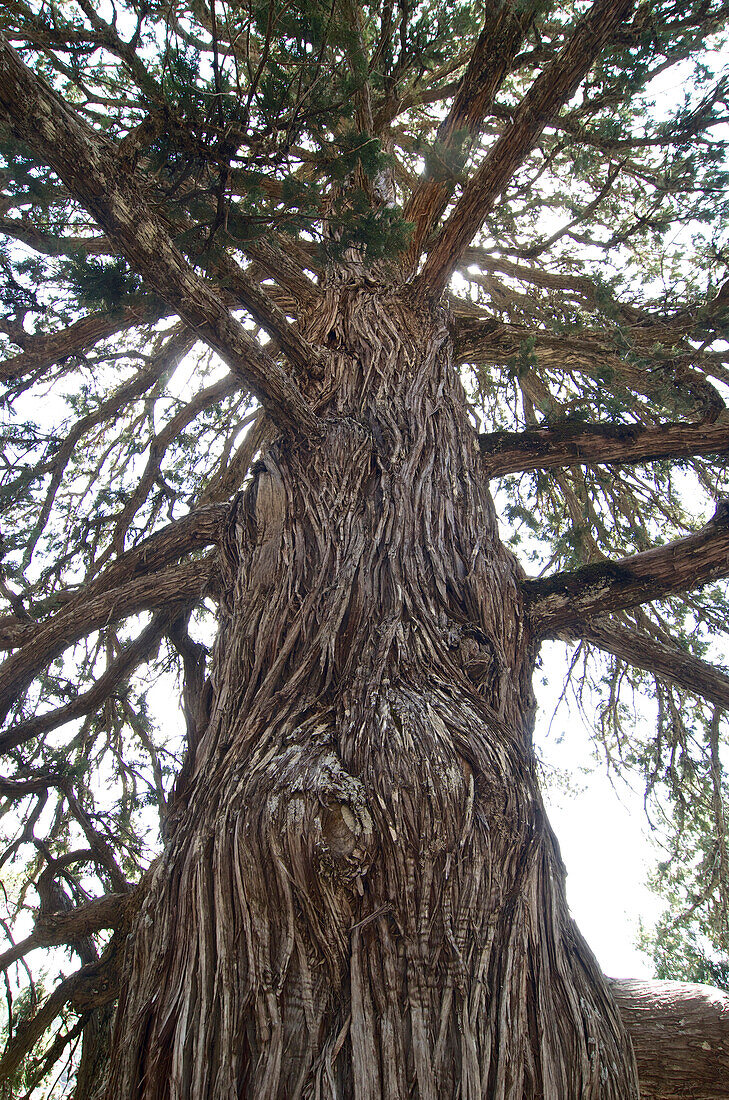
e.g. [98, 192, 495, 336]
[612, 980, 729, 1099]
[104, 283, 639, 1098]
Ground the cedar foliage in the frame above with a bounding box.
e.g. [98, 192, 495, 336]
[0, 0, 729, 1093]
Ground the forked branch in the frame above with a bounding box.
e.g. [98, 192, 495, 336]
[0, 35, 320, 435]
[524, 501, 729, 634]
[403, 1, 535, 265]
[414, 0, 635, 299]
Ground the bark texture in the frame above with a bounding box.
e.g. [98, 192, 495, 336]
[104, 285, 638, 1098]
[612, 979, 729, 1099]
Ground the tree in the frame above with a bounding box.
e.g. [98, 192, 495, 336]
[1, 0, 729, 1095]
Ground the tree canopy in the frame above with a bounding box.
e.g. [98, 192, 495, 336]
[1, 0, 729, 1094]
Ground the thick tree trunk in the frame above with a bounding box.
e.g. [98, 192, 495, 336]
[612, 979, 729, 1099]
[104, 284, 639, 1097]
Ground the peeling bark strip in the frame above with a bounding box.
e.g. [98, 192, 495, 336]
[611, 979, 729, 1099]
[0, 35, 319, 435]
[479, 418, 729, 476]
[104, 287, 639, 1099]
[525, 500, 729, 633]
[415, 0, 635, 298]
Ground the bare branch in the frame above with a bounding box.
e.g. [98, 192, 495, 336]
[0, 34, 320, 436]
[479, 418, 729, 477]
[524, 501, 729, 634]
[0, 893, 127, 974]
[0, 504, 226, 652]
[1, 302, 165, 385]
[0, 939, 122, 1087]
[414, 0, 636, 299]
[0, 557, 216, 721]
[0, 613, 170, 753]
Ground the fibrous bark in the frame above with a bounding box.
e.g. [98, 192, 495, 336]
[105, 286, 638, 1098]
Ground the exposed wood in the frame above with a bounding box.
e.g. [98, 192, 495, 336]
[612, 979, 729, 1100]
[525, 501, 729, 633]
[479, 418, 729, 476]
[0, 34, 320, 436]
[414, 0, 636, 299]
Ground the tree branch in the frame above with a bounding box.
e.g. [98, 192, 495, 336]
[524, 501, 729, 635]
[0, 504, 226, 651]
[479, 418, 729, 477]
[0, 556, 216, 722]
[0, 937, 122, 1087]
[413, 0, 635, 300]
[1, 301, 164, 385]
[0, 893, 127, 974]
[0, 612, 171, 754]
[0, 35, 320, 435]
[565, 616, 729, 710]
[403, 2, 534, 266]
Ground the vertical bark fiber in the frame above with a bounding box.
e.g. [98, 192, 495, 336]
[105, 284, 639, 1098]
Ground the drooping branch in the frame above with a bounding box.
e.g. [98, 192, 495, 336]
[0, 936, 123, 1088]
[565, 616, 729, 709]
[0, 893, 128, 974]
[0, 504, 226, 651]
[611, 979, 729, 1100]
[0, 556, 216, 722]
[524, 500, 729, 634]
[453, 309, 728, 419]
[479, 418, 729, 477]
[0, 301, 165, 385]
[403, 1, 535, 265]
[0, 35, 320, 436]
[413, 0, 635, 299]
[0, 612, 171, 754]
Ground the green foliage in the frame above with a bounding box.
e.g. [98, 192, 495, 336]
[61, 255, 146, 311]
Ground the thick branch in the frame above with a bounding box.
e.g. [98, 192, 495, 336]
[0, 939, 122, 1086]
[0, 35, 319, 435]
[567, 617, 729, 709]
[0, 556, 216, 722]
[0, 301, 164, 384]
[403, 2, 534, 265]
[0, 893, 127, 974]
[414, 0, 635, 299]
[479, 419, 729, 477]
[524, 501, 729, 634]
[611, 979, 729, 1100]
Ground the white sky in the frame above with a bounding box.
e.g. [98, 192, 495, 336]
[534, 646, 665, 979]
